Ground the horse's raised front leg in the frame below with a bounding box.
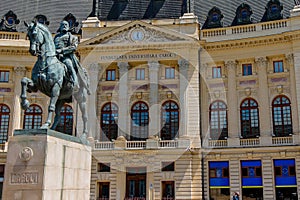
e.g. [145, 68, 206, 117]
[41, 83, 61, 129]
[20, 77, 38, 110]
[50, 99, 65, 130]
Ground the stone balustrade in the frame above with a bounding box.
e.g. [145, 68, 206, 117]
[201, 19, 289, 42]
[0, 32, 27, 40]
[206, 135, 296, 148]
[94, 138, 183, 150]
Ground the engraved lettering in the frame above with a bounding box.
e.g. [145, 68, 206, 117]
[10, 172, 38, 184]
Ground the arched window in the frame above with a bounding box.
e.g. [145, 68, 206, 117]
[161, 101, 179, 140]
[101, 103, 118, 141]
[272, 96, 292, 136]
[240, 98, 260, 138]
[56, 105, 73, 135]
[131, 102, 149, 141]
[0, 104, 10, 144]
[209, 101, 228, 140]
[23, 104, 42, 129]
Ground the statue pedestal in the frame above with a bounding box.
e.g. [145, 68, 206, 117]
[2, 129, 91, 200]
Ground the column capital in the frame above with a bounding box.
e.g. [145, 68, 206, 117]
[286, 54, 294, 65]
[255, 57, 268, 67]
[148, 61, 159, 71]
[117, 62, 129, 74]
[14, 66, 26, 76]
[86, 63, 99, 72]
[178, 59, 189, 71]
[225, 60, 237, 70]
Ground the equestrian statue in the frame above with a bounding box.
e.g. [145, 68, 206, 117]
[21, 20, 91, 136]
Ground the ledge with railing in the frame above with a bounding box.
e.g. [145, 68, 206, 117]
[0, 31, 27, 40]
[206, 135, 296, 148]
[94, 138, 185, 150]
[201, 19, 290, 42]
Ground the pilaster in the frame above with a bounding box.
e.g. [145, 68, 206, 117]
[148, 61, 160, 138]
[256, 57, 271, 137]
[86, 63, 99, 139]
[117, 62, 129, 138]
[226, 61, 239, 139]
[12, 66, 26, 132]
[286, 54, 300, 135]
[178, 59, 189, 138]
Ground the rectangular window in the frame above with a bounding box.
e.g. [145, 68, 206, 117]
[136, 68, 145, 80]
[162, 162, 175, 172]
[165, 67, 175, 79]
[106, 69, 116, 81]
[98, 163, 110, 172]
[212, 67, 221, 78]
[242, 64, 252, 76]
[0, 71, 9, 83]
[162, 181, 175, 199]
[273, 60, 284, 73]
[98, 182, 110, 199]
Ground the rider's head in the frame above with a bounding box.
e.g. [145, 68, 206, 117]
[59, 20, 69, 33]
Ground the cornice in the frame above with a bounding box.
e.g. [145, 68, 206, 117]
[202, 31, 300, 51]
[0, 47, 30, 56]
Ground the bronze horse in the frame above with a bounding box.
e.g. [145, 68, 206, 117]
[21, 21, 89, 136]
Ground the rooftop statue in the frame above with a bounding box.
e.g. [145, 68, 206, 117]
[20, 21, 90, 137]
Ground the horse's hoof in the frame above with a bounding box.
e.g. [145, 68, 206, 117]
[40, 123, 50, 129]
[21, 99, 30, 110]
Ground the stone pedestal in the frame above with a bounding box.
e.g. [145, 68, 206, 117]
[2, 129, 92, 200]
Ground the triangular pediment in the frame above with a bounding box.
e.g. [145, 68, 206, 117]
[80, 20, 196, 46]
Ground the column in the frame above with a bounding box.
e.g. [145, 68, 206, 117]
[286, 54, 300, 136]
[12, 66, 26, 131]
[117, 62, 129, 138]
[256, 57, 271, 137]
[148, 61, 160, 138]
[178, 59, 189, 137]
[226, 61, 239, 139]
[86, 63, 99, 140]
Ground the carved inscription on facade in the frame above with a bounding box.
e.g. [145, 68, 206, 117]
[10, 172, 38, 184]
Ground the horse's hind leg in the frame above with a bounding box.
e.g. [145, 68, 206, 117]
[74, 89, 88, 136]
[41, 83, 61, 129]
[50, 99, 65, 131]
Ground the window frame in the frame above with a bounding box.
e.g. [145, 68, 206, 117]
[242, 63, 253, 76]
[241, 166, 262, 178]
[161, 101, 179, 140]
[212, 66, 222, 78]
[106, 69, 116, 81]
[161, 161, 175, 172]
[0, 71, 9, 83]
[0, 104, 10, 144]
[273, 60, 284, 73]
[240, 98, 260, 138]
[98, 182, 110, 199]
[162, 181, 175, 199]
[135, 68, 145, 80]
[130, 101, 149, 141]
[209, 167, 229, 178]
[23, 104, 43, 129]
[98, 163, 111, 172]
[55, 104, 73, 135]
[165, 67, 175, 79]
[209, 100, 228, 140]
[101, 103, 118, 141]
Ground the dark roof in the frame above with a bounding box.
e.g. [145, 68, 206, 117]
[195, 0, 294, 27]
[0, 0, 295, 33]
[0, 0, 93, 33]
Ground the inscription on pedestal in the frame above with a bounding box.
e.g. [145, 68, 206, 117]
[10, 172, 38, 184]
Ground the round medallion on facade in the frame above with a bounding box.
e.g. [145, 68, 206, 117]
[19, 147, 34, 162]
[130, 28, 145, 42]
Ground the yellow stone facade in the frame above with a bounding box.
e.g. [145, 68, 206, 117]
[0, 6, 300, 200]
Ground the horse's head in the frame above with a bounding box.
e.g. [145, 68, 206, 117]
[24, 21, 44, 56]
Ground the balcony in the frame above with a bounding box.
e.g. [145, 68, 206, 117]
[201, 19, 289, 42]
[93, 138, 187, 150]
[206, 135, 297, 148]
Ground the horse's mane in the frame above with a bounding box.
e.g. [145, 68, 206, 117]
[36, 23, 53, 40]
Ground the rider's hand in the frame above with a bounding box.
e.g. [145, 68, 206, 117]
[56, 49, 62, 54]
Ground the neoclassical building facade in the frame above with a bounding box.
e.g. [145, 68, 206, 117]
[0, 1, 300, 200]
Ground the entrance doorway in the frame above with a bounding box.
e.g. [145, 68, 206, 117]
[125, 167, 146, 200]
